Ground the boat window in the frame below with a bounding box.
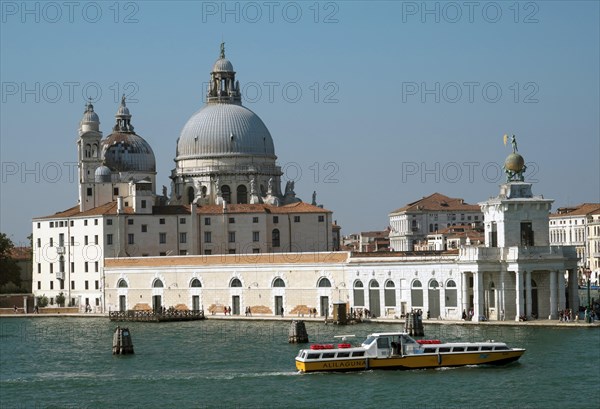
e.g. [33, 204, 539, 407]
[307, 353, 321, 360]
[351, 351, 365, 357]
[438, 347, 451, 353]
[481, 346, 493, 351]
[452, 347, 465, 352]
[466, 346, 479, 352]
[337, 352, 350, 358]
[363, 336, 376, 346]
[377, 337, 390, 348]
[322, 353, 335, 358]
[494, 346, 509, 351]
[401, 335, 416, 344]
[423, 348, 436, 353]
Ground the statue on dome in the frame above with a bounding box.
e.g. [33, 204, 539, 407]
[311, 191, 317, 206]
[511, 135, 518, 153]
[220, 42, 225, 58]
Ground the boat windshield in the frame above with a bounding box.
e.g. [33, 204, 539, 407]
[363, 336, 377, 346]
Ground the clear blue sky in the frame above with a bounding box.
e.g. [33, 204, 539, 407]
[1, 1, 599, 245]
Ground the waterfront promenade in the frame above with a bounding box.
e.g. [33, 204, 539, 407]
[1, 311, 598, 328]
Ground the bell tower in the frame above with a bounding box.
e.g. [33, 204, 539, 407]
[77, 100, 103, 211]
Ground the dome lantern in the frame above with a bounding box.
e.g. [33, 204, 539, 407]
[80, 99, 100, 132]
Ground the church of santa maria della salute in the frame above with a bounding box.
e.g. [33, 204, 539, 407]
[32, 45, 579, 321]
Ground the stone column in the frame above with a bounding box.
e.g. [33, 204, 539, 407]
[499, 269, 506, 321]
[549, 270, 557, 319]
[515, 270, 523, 321]
[473, 272, 483, 322]
[558, 270, 566, 312]
[568, 268, 579, 312]
[525, 271, 532, 318]
[461, 272, 469, 317]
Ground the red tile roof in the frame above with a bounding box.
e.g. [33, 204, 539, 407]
[390, 193, 481, 214]
[550, 203, 600, 217]
[34, 201, 330, 220]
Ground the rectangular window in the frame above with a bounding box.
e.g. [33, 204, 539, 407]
[253, 248, 260, 253]
[228, 249, 236, 254]
[37, 238, 41, 247]
[85, 262, 89, 273]
[95, 280, 99, 290]
[229, 217, 235, 224]
[70, 220, 74, 227]
[273, 216, 279, 224]
[107, 219, 113, 225]
[159, 218, 165, 225]
[180, 218, 186, 224]
[58, 234, 63, 246]
[50, 222, 54, 228]
[228, 232, 236, 243]
[204, 217, 211, 226]
[70, 280, 76, 290]
[128, 219, 134, 225]
[180, 232, 187, 244]
[87, 188, 92, 196]
[294, 216, 301, 223]
[204, 249, 212, 255]
[159, 233, 166, 244]
[94, 219, 98, 225]
[84, 236, 88, 245]
[253, 231, 260, 242]
[253, 217, 259, 223]
[71, 262, 74, 272]
[50, 281, 54, 290]
[50, 263, 53, 274]
[159, 252, 167, 256]
[318, 215, 325, 222]
[107, 234, 113, 245]
[60, 280, 64, 290]
[70, 236, 74, 246]
[50, 237, 53, 247]
[85, 281, 89, 290]
[204, 231, 211, 243]
[37, 222, 40, 229]
[113, 187, 119, 196]
[141, 200, 147, 209]
[128, 234, 134, 245]
[141, 224, 148, 233]
[37, 263, 41, 274]
[95, 262, 98, 272]
[179, 250, 188, 255]
[37, 281, 41, 290]
[84, 220, 88, 226]
[521, 222, 534, 246]
[94, 235, 98, 245]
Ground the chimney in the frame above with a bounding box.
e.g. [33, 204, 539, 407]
[117, 196, 124, 214]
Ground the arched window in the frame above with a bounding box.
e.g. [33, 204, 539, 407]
[237, 185, 247, 204]
[369, 280, 379, 288]
[273, 278, 285, 287]
[152, 279, 164, 288]
[318, 277, 331, 287]
[190, 278, 201, 288]
[411, 279, 423, 307]
[489, 281, 495, 308]
[429, 279, 439, 290]
[221, 185, 231, 204]
[353, 280, 364, 306]
[187, 186, 195, 204]
[85, 144, 91, 158]
[384, 280, 396, 307]
[272, 229, 280, 248]
[92, 144, 98, 157]
[230, 278, 242, 287]
[445, 279, 457, 307]
[117, 279, 128, 288]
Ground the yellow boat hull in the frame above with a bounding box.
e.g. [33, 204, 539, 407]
[296, 350, 525, 373]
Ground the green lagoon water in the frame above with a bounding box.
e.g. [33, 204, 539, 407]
[1, 318, 598, 409]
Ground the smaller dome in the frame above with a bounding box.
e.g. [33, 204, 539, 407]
[102, 133, 156, 173]
[504, 153, 525, 172]
[94, 165, 112, 183]
[213, 57, 234, 72]
[82, 103, 99, 123]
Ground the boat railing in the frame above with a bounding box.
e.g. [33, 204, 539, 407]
[109, 309, 205, 322]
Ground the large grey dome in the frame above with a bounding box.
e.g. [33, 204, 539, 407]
[102, 132, 156, 172]
[176, 104, 276, 160]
